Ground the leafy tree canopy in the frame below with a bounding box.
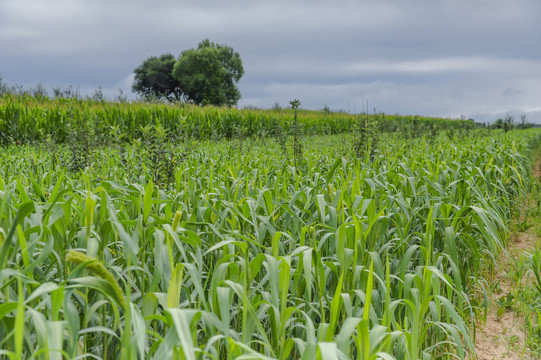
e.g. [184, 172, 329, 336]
[172, 39, 244, 106]
[132, 54, 183, 102]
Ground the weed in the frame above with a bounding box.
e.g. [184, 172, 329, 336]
[66, 112, 94, 172]
[353, 109, 380, 161]
[139, 123, 181, 188]
[290, 99, 304, 170]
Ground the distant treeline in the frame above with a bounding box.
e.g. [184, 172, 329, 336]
[474, 113, 535, 131]
[0, 93, 477, 146]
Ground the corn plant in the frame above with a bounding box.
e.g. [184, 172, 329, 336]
[0, 93, 478, 146]
[0, 109, 540, 359]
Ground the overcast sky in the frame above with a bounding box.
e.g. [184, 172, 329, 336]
[1, 0, 540, 123]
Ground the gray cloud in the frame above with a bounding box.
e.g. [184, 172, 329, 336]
[1, 0, 540, 123]
[502, 87, 524, 96]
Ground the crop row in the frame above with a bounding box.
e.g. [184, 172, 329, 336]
[0, 94, 476, 145]
[0, 130, 539, 359]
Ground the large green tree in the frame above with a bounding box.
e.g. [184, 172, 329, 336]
[132, 54, 183, 101]
[172, 39, 244, 106]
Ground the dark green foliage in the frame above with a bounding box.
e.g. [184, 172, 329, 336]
[519, 114, 528, 129]
[138, 123, 182, 188]
[66, 113, 94, 172]
[290, 99, 304, 169]
[489, 114, 533, 131]
[492, 118, 504, 130]
[353, 111, 380, 160]
[172, 39, 244, 106]
[91, 87, 105, 102]
[52, 85, 80, 99]
[132, 54, 183, 102]
[503, 113, 515, 133]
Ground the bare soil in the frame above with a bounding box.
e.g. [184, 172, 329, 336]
[474, 158, 541, 359]
[534, 159, 541, 178]
[474, 232, 538, 359]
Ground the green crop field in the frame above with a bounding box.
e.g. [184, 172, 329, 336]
[0, 95, 540, 359]
[0, 94, 475, 146]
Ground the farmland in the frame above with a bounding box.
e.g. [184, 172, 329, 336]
[0, 95, 540, 359]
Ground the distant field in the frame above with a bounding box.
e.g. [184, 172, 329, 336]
[0, 95, 540, 359]
[0, 94, 475, 145]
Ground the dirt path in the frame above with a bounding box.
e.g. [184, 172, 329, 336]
[534, 159, 541, 178]
[474, 232, 538, 359]
[474, 157, 541, 359]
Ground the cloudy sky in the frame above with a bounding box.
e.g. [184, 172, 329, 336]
[1, 0, 540, 123]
